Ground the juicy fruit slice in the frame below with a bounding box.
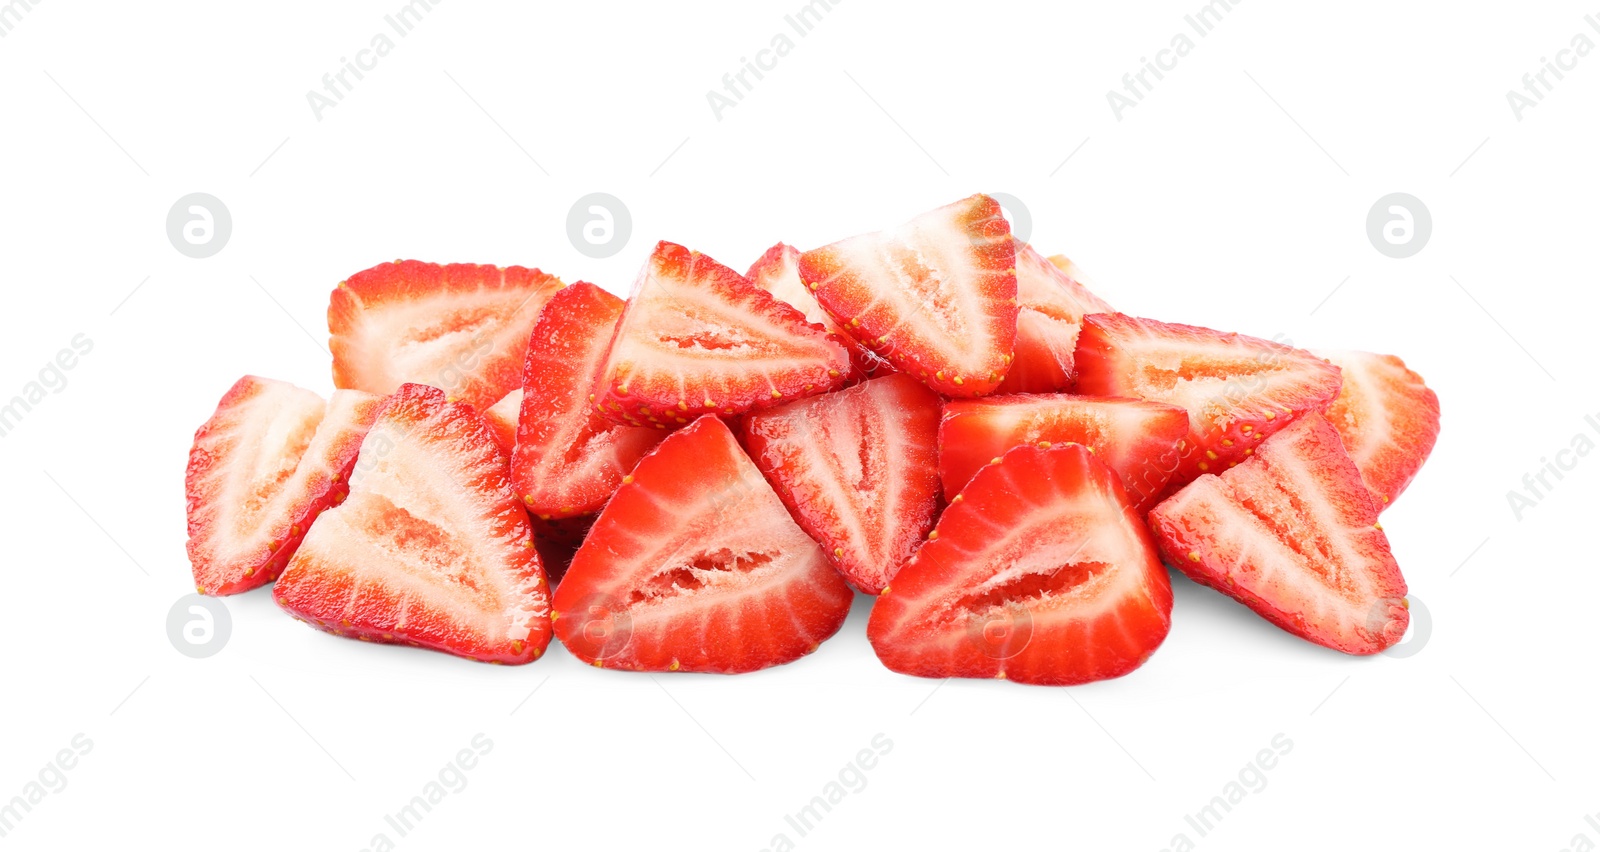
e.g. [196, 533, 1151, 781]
[595, 242, 851, 423]
[741, 374, 941, 594]
[997, 243, 1114, 394]
[512, 283, 666, 519]
[746, 242, 881, 378]
[1147, 414, 1408, 655]
[186, 377, 381, 596]
[939, 394, 1190, 513]
[868, 443, 1173, 685]
[274, 384, 552, 664]
[1316, 350, 1441, 509]
[483, 389, 522, 455]
[799, 194, 1018, 397]
[1075, 313, 1342, 495]
[329, 259, 564, 411]
[553, 416, 852, 673]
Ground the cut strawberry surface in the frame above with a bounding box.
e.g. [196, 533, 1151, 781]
[595, 242, 851, 424]
[483, 388, 522, 455]
[799, 194, 1018, 397]
[868, 443, 1172, 685]
[747, 242, 882, 379]
[513, 283, 666, 519]
[186, 377, 381, 596]
[939, 394, 1190, 513]
[553, 416, 852, 673]
[741, 373, 941, 594]
[329, 259, 564, 411]
[274, 384, 551, 664]
[1316, 350, 1440, 509]
[1075, 313, 1342, 496]
[997, 242, 1113, 394]
[1147, 413, 1409, 655]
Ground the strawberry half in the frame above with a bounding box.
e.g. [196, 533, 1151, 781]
[483, 388, 522, 455]
[868, 443, 1173, 685]
[741, 373, 941, 594]
[1074, 313, 1342, 496]
[1147, 413, 1409, 655]
[798, 194, 1018, 397]
[1316, 350, 1441, 509]
[746, 242, 882, 379]
[185, 377, 381, 596]
[553, 415, 853, 673]
[938, 394, 1190, 513]
[594, 242, 851, 424]
[996, 242, 1113, 394]
[512, 282, 666, 519]
[329, 259, 564, 411]
[274, 383, 552, 664]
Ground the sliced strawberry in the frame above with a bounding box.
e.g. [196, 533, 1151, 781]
[996, 242, 1113, 394]
[1147, 413, 1409, 655]
[741, 373, 941, 594]
[1046, 254, 1097, 286]
[274, 384, 551, 664]
[513, 283, 666, 519]
[1074, 313, 1342, 495]
[868, 443, 1172, 685]
[939, 394, 1189, 513]
[799, 194, 1018, 397]
[185, 377, 381, 596]
[594, 242, 851, 424]
[329, 259, 564, 411]
[530, 514, 593, 588]
[483, 388, 522, 455]
[1316, 350, 1441, 509]
[746, 242, 883, 379]
[553, 416, 852, 673]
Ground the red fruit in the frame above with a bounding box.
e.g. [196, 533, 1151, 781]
[185, 377, 381, 596]
[1147, 413, 1409, 655]
[741, 373, 941, 594]
[594, 242, 851, 423]
[1316, 350, 1441, 509]
[512, 283, 666, 519]
[329, 259, 564, 411]
[799, 194, 1018, 397]
[553, 416, 853, 673]
[996, 242, 1113, 394]
[938, 394, 1190, 513]
[274, 384, 552, 664]
[483, 389, 522, 455]
[529, 514, 594, 588]
[746, 242, 884, 379]
[868, 443, 1173, 685]
[1074, 313, 1342, 495]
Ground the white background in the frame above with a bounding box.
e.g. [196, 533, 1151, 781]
[1, 1, 1595, 849]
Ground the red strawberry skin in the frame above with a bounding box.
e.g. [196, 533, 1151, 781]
[1147, 413, 1409, 655]
[1075, 313, 1342, 495]
[996, 242, 1113, 394]
[1316, 350, 1441, 509]
[512, 282, 666, 519]
[741, 373, 942, 594]
[746, 242, 885, 380]
[329, 259, 564, 411]
[869, 443, 1172, 685]
[274, 384, 552, 664]
[595, 242, 851, 424]
[553, 415, 853, 674]
[185, 377, 381, 596]
[938, 393, 1190, 513]
[799, 194, 1019, 397]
